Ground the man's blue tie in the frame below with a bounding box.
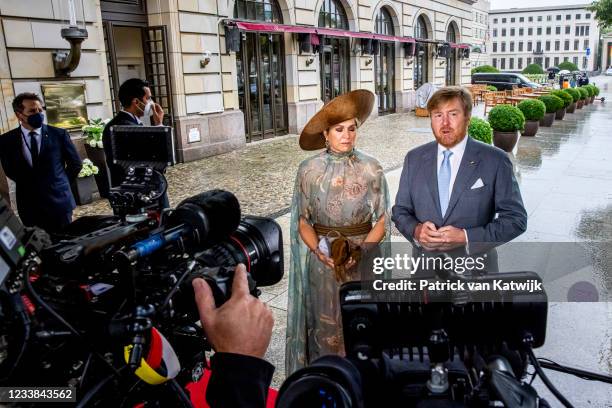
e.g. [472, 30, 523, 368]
[438, 150, 453, 216]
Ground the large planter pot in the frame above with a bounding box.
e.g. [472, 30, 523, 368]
[71, 176, 96, 205]
[84, 144, 110, 198]
[522, 120, 540, 136]
[577, 100, 584, 109]
[566, 102, 576, 113]
[584, 97, 590, 105]
[590, 96, 595, 103]
[493, 130, 520, 152]
[539, 112, 555, 127]
[555, 108, 566, 120]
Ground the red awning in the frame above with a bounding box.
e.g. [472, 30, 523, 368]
[233, 21, 316, 34]
[450, 43, 470, 49]
[228, 20, 415, 43]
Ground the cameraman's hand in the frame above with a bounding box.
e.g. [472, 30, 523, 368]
[193, 264, 273, 359]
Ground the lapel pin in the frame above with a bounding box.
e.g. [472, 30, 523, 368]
[469, 160, 475, 165]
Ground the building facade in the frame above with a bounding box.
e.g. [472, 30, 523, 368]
[489, 4, 600, 73]
[470, 0, 491, 69]
[1, 0, 479, 176]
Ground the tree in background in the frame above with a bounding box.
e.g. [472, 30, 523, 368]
[557, 61, 579, 71]
[588, 0, 612, 28]
[522, 64, 545, 74]
[471, 65, 500, 74]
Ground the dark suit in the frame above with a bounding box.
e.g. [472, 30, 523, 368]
[392, 136, 527, 272]
[0, 124, 82, 232]
[103, 111, 140, 187]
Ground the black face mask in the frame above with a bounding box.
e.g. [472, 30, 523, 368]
[24, 112, 44, 129]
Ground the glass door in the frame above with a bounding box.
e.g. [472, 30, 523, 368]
[414, 43, 428, 89]
[320, 37, 350, 103]
[445, 49, 457, 85]
[375, 42, 395, 114]
[237, 32, 287, 142]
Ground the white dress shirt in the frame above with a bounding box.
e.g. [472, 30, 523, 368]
[20, 125, 42, 167]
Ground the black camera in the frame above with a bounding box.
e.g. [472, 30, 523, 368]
[107, 125, 175, 217]
[277, 272, 611, 408]
[0, 186, 283, 406]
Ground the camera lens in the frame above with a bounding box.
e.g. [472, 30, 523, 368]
[203, 215, 283, 287]
[276, 355, 363, 408]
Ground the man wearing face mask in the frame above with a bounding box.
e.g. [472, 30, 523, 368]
[0, 92, 83, 232]
[102, 78, 164, 189]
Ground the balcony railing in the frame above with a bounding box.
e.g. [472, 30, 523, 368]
[533, 49, 544, 55]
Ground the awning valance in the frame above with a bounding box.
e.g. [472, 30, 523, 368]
[227, 20, 415, 43]
[233, 21, 317, 34]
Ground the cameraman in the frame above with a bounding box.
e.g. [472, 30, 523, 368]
[193, 264, 275, 407]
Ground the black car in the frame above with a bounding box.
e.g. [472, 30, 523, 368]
[471, 73, 541, 90]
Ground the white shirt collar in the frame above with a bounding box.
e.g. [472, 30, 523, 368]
[20, 125, 42, 136]
[437, 134, 468, 156]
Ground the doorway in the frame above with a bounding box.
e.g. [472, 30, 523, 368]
[320, 37, 351, 103]
[375, 42, 395, 114]
[236, 32, 288, 142]
[102, 22, 174, 126]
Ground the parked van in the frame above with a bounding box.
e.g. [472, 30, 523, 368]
[471, 73, 541, 90]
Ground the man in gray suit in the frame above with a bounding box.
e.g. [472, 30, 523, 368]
[392, 87, 527, 272]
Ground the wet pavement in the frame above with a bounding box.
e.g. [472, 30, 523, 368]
[74, 77, 612, 401]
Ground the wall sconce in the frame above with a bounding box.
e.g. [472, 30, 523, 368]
[53, 0, 88, 76]
[439, 60, 446, 66]
[406, 59, 414, 67]
[200, 51, 212, 68]
[365, 58, 373, 66]
[305, 56, 315, 66]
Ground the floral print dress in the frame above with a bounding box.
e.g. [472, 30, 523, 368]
[285, 148, 390, 375]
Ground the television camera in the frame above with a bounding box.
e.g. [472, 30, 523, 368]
[277, 270, 612, 407]
[0, 125, 284, 406]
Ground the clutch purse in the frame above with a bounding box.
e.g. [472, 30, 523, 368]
[330, 234, 361, 282]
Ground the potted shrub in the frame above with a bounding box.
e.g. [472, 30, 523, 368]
[581, 86, 592, 105]
[537, 95, 563, 127]
[82, 118, 110, 198]
[486, 85, 497, 92]
[577, 87, 589, 108]
[517, 99, 546, 136]
[592, 85, 600, 102]
[488, 104, 525, 152]
[468, 117, 493, 144]
[586, 85, 596, 103]
[564, 88, 580, 113]
[550, 90, 572, 120]
[72, 159, 99, 205]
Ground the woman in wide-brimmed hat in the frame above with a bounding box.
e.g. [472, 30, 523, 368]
[285, 89, 391, 374]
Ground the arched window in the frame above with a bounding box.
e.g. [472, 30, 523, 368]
[318, 0, 348, 29]
[234, 0, 282, 23]
[414, 15, 428, 39]
[446, 24, 457, 43]
[375, 7, 394, 35]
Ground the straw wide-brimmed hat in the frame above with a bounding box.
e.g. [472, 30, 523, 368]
[299, 89, 375, 151]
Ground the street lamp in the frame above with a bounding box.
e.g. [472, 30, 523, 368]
[53, 0, 88, 76]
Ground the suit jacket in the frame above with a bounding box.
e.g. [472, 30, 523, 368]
[392, 136, 527, 256]
[0, 124, 82, 228]
[102, 111, 140, 187]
